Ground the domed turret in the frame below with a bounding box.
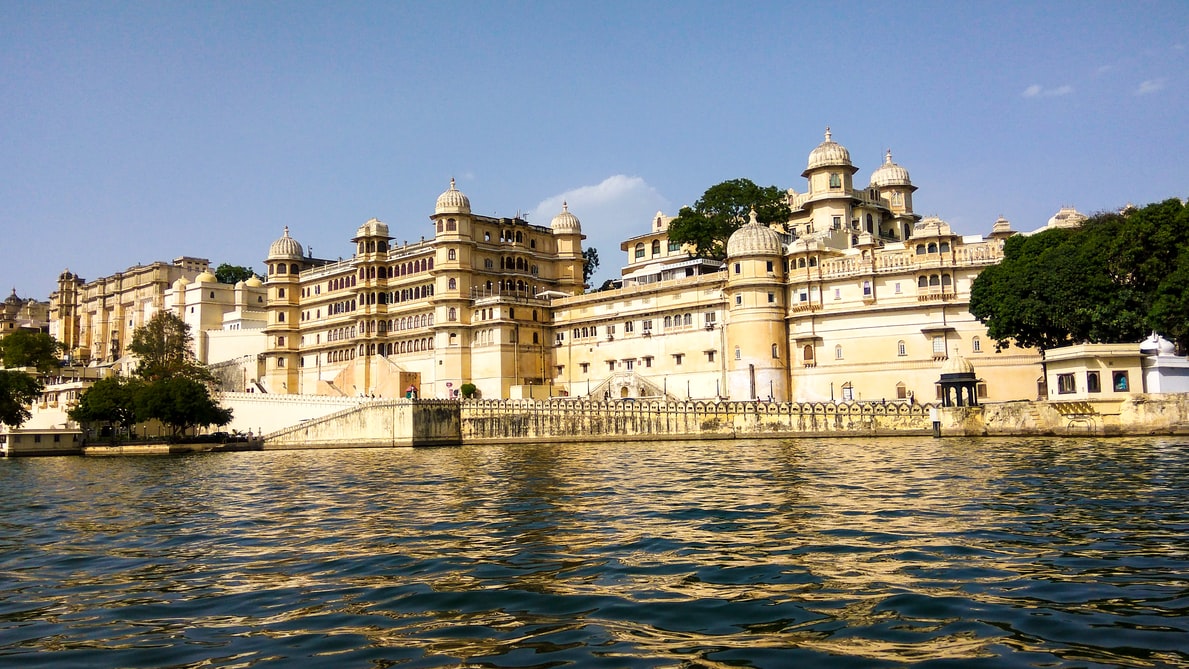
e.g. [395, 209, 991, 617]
[268, 226, 305, 260]
[244, 275, 263, 288]
[194, 269, 217, 284]
[941, 354, 975, 376]
[803, 127, 854, 176]
[435, 178, 471, 215]
[727, 209, 782, 257]
[172, 276, 191, 290]
[869, 150, 913, 188]
[550, 202, 582, 234]
[354, 217, 390, 240]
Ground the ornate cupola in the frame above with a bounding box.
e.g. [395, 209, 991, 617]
[869, 150, 917, 216]
[551, 202, 586, 292]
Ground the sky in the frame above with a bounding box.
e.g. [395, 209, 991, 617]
[2, 1, 1187, 298]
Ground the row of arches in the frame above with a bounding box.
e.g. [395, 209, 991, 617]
[328, 326, 356, 342]
[370, 338, 433, 356]
[915, 241, 952, 254]
[268, 262, 301, 275]
[917, 273, 953, 288]
[367, 313, 433, 334]
[357, 258, 433, 280]
[328, 275, 357, 291]
[357, 240, 389, 254]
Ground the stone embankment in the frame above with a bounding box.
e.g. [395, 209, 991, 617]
[257, 394, 1189, 449]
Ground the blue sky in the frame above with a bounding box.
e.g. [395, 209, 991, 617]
[3, 1, 1186, 296]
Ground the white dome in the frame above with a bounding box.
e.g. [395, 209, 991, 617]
[726, 209, 781, 257]
[268, 226, 305, 259]
[435, 178, 471, 215]
[354, 217, 390, 240]
[869, 150, 912, 188]
[550, 202, 582, 234]
[803, 127, 853, 176]
[941, 354, 975, 375]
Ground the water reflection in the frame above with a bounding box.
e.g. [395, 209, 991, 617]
[0, 437, 1186, 667]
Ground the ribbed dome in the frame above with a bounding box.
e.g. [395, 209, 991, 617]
[869, 150, 912, 188]
[268, 226, 305, 259]
[4, 289, 21, 305]
[1047, 206, 1086, 229]
[550, 202, 581, 234]
[727, 209, 782, 257]
[803, 127, 853, 175]
[194, 270, 217, 284]
[59, 269, 75, 281]
[435, 178, 471, 215]
[941, 354, 975, 376]
[354, 217, 390, 240]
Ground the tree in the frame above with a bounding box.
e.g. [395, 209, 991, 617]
[135, 376, 232, 438]
[0, 370, 41, 428]
[460, 382, 478, 399]
[582, 247, 600, 286]
[970, 198, 1189, 352]
[129, 311, 212, 382]
[68, 376, 142, 435]
[0, 330, 62, 372]
[214, 263, 256, 284]
[666, 178, 792, 260]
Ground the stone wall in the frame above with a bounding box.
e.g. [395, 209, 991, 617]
[264, 399, 460, 449]
[461, 399, 934, 443]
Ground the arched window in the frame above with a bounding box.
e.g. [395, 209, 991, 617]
[436, 221, 444, 233]
[635, 243, 645, 259]
[829, 173, 841, 188]
[448, 307, 457, 321]
[927, 242, 938, 253]
[771, 344, 779, 359]
[918, 276, 929, 288]
[447, 249, 456, 261]
[916, 244, 926, 254]
[835, 344, 843, 360]
[803, 344, 814, 362]
[734, 346, 742, 360]
[290, 263, 299, 274]
[897, 340, 907, 356]
[652, 240, 661, 255]
[448, 278, 457, 290]
[972, 336, 982, 352]
[896, 382, 907, 399]
[446, 218, 457, 231]
[941, 274, 952, 286]
[940, 242, 951, 253]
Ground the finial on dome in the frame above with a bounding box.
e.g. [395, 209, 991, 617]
[563, 201, 568, 211]
[885, 149, 893, 164]
[283, 226, 290, 237]
[824, 126, 832, 142]
[748, 207, 759, 225]
[449, 177, 457, 190]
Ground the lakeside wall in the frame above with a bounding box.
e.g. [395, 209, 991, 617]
[257, 393, 1189, 450]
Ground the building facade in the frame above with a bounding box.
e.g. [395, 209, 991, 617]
[261, 130, 1044, 403]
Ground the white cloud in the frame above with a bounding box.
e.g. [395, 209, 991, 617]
[1136, 78, 1166, 95]
[530, 175, 670, 286]
[1023, 83, 1074, 98]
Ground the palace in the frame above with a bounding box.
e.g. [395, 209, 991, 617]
[257, 130, 1043, 403]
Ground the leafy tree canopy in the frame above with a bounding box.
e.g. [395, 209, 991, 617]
[135, 376, 232, 438]
[214, 263, 257, 284]
[970, 198, 1189, 352]
[666, 178, 791, 260]
[582, 247, 600, 286]
[129, 312, 212, 382]
[68, 376, 142, 431]
[0, 330, 62, 372]
[0, 370, 42, 428]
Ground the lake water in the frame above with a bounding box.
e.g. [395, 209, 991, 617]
[1, 437, 1186, 668]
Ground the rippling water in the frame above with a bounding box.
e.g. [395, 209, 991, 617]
[1, 437, 1186, 668]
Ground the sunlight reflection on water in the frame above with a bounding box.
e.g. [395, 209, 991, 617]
[1, 436, 1186, 667]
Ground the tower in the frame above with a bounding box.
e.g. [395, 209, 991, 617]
[723, 209, 789, 401]
[263, 227, 305, 393]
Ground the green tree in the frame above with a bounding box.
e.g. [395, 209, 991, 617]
[0, 370, 41, 428]
[135, 376, 232, 439]
[129, 312, 212, 382]
[0, 330, 62, 372]
[68, 376, 142, 435]
[970, 198, 1189, 352]
[459, 382, 478, 399]
[666, 178, 791, 260]
[582, 247, 600, 286]
[214, 263, 256, 284]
